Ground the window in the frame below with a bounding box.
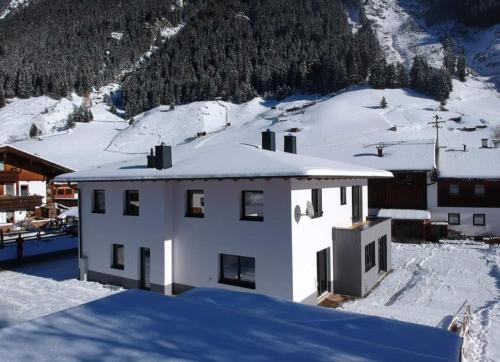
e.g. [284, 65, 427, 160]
[241, 191, 264, 221]
[474, 184, 485, 197]
[92, 190, 106, 214]
[219, 254, 255, 289]
[57, 189, 65, 195]
[124, 190, 139, 216]
[65, 189, 73, 195]
[448, 213, 460, 225]
[473, 214, 486, 226]
[449, 184, 459, 196]
[186, 190, 204, 217]
[0, 161, 4, 171]
[365, 242, 376, 272]
[20, 185, 29, 196]
[112, 244, 124, 270]
[5, 184, 15, 196]
[340, 187, 347, 205]
[352, 186, 363, 223]
[311, 189, 323, 218]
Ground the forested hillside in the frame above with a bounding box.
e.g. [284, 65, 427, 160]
[0, 0, 180, 99]
[424, 0, 500, 27]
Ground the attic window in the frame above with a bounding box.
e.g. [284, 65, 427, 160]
[474, 184, 485, 197]
[449, 184, 459, 196]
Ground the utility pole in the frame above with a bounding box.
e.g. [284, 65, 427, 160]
[428, 115, 446, 171]
[428, 115, 446, 151]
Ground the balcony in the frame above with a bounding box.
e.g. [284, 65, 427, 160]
[0, 170, 21, 183]
[0, 195, 43, 212]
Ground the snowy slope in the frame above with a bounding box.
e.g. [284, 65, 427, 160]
[339, 241, 500, 362]
[364, 0, 500, 86]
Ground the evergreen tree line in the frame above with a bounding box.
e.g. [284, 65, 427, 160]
[0, 0, 180, 100]
[122, 0, 383, 116]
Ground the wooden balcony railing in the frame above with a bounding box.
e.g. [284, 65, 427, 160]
[0, 170, 21, 183]
[0, 195, 43, 212]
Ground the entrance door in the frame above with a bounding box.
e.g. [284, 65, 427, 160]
[378, 236, 387, 273]
[316, 248, 330, 296]
[140, 248, 151, 290]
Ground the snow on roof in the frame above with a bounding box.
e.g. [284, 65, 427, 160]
[370, 208, 431, 220]
[439, 147, 500, 179]
[55, 143, 392, 182]
[0, 144, 74, 173]
[350, 140, 436, 171]
[57, 207, 78, 219]
[0, 288, 462, 361]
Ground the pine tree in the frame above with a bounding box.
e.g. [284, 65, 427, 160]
[369, 60, 387, 89]
[380, 96, 388, 109]
[0, 86, 5, 108]
[439, 99, 447, 111]
[456, 55, 466, 82]
[29, 123, 40, 138]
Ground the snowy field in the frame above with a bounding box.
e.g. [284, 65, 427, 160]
[0, 256, 118, 328]
[0, 243, 497, 361]
[340, 242, 500, 362]
[0, 236, 77, 262]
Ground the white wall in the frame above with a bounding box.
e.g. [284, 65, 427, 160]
[172, 179, 294, 299]
[429, 206, 500, 236]
[18, 181, 47, 202]
[79, 181, 171, 288]
[290, 179, 368, 303]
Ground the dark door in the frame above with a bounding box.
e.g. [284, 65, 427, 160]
[352, 186, 363, 223]
[140, 248, 151, 290]
[316, 248, 330, 296]
[378, 236, 387, 273]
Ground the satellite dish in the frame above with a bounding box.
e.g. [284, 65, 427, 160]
[305, 201, 315, 218]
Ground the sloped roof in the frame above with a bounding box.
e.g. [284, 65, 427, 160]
[0, 288, 462, 361]
[55, 143, 392, 182]
[438, 147, 500, 179]
[0, 144, 74, 177]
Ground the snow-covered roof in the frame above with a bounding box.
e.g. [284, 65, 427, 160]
[57, 207, 78, 219]
[0, 288, 462, 361]
[439, 147, 500, 179]
[349, 140, 436, 171]
[55, 143, 392, 182]
[0, 144, 74, 174]
[370, 208, 431, 220]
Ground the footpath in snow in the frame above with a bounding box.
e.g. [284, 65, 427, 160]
[339, 242, 500, 362]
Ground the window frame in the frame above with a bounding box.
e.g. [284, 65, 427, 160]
[20, 185, 29, 197]
[340, 186, 347, 205]
[311, 188, 323, 218]
[124, 190, 139, 216]
[241, 190, 264, 222]
[448, 213, 460, 225]
[364, 241, 376, 272]
[219, 253, 256, 289]
[92, 189, 106, 214]
[111, 244, 124, 270]
[186, 190, 205, 218]
[473, 213, 486, 226]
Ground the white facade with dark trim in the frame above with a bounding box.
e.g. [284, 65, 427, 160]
[57, 140, 393, 302]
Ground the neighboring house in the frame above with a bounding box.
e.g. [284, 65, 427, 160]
[0, 145, 73, 226]
[51, 182, 79, 207]
[429, 145, 500, 237]
[351, 138, 500, 238]
[56, 132, 393, 303]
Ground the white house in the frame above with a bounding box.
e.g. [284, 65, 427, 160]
[56, 132, 393, 303]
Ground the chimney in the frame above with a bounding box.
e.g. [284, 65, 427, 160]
[377, 146, 384, 157]
[284, 134, 297, 154]
[481, 138, 489, 148]
[262, 129, 276, 151]
[146, 148, 156, 168]
[155, 143, 172, 170]
[463, 144, 467, 152]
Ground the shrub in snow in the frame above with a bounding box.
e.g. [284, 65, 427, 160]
[380, 96, 388, 109]
[29, 123, 41, 138]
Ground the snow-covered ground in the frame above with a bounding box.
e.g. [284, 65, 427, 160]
[340, 242, 500, 362]
[0, 256, 118, 328]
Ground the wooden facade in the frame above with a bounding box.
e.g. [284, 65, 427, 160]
[0, 195, 43, 212]
[438, 179, 500, 208]
[368, 171, 429, 210]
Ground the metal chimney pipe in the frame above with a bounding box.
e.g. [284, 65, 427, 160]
[481, 138, 488, 148]
[377, 146, 384, 157]
[463, 144, 467, 152]
[262, 129, 276, 151]
[155, 143, 172, 170]
[284, 134, 297, 154]
[147, 148, 156, 168]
